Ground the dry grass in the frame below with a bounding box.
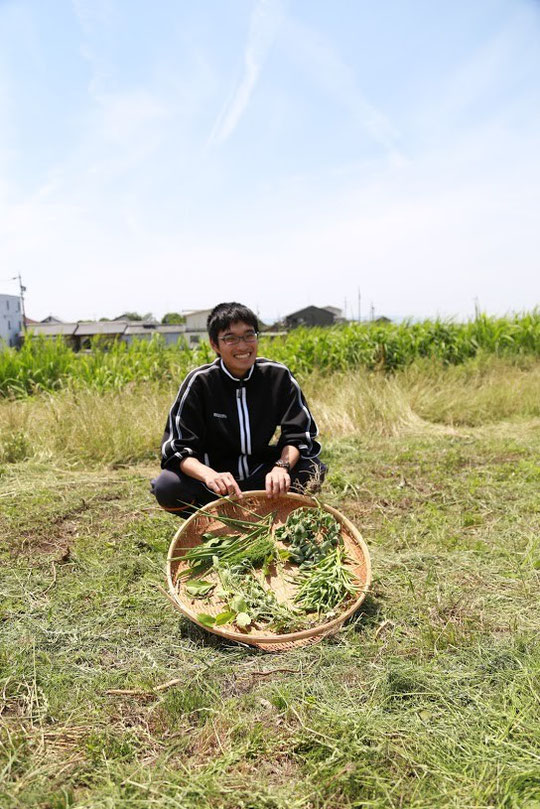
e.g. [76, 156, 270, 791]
[0, 384, 173, 466]
[402, 354, 540, 426]
[302, 355, 540, 437]
[305, 370, 427, 437]
[0, 358, 538, 467]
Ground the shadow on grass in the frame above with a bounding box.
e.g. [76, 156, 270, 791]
[173, 593, 384, 656]
[176, 616, 265, 656]
[347, 593, 384, 632]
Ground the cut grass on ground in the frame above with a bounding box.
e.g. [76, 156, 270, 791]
[1, 399, 539, 807]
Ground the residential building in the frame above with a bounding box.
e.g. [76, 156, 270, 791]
[183, 309, 212, 332]
[283, 305, 337, 329]
[25, 320, 192, 351]
[0, 294, 23, 347]
[322, 305, 343, 320]
[27, 322, 79, 349]
[40, 315, 64, 323]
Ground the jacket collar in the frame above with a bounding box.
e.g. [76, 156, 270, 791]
[219, 358, 255, 383]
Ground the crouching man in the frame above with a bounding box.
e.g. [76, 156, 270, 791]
[151, 301, 326, 514]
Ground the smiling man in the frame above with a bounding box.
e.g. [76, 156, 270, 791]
[151, 301, 326, 514]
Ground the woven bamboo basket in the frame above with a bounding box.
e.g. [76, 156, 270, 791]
[165, 491, 371, 652]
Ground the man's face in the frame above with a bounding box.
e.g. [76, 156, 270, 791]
[211, 320, 258, 378]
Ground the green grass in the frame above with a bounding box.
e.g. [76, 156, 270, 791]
[1, 312, 539, 397]
[1, 360, 540, 807]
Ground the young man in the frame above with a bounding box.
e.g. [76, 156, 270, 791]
[151, 302, 326, 514]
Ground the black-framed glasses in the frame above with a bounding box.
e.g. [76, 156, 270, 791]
[219, 330, 259, 346]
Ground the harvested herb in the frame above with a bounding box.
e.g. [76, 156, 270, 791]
[294, 547, 360, 613]
[179, 512, 278, 575]
[185, 579, 215, 598]
[216, 563, 303, 632]
[196, 613, 217, 627]
[185, 501, 359, 633]
[276, 507, 342, 567]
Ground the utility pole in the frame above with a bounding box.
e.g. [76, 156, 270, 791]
[357, 288, 361, 322]
[370, 302, 375, 321]
[11, 274, 27, 332]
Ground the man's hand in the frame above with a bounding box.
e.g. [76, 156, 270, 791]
[265, 466, 291, 499]
[203, 470, 242, 498]
[180, 456, 242, 499]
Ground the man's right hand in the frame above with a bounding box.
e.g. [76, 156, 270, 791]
[203, 471, 242, 498]
[180, 456, 242, 498]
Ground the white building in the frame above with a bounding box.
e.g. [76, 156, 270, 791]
[0, 294, 23, 347]
[183, 309, 213, 332]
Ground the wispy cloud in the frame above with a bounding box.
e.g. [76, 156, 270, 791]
[282, 18, 402, 160]
[208, 0, 285, 145]
[422, 5, 540, 136]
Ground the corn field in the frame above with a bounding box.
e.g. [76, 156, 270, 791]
[0, 312, 538, 397]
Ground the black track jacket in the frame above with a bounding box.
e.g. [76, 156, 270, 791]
[160, 357, 321, 481]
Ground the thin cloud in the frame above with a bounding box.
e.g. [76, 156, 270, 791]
[282, 18, 402, 160]
[208, 0, 285, 145]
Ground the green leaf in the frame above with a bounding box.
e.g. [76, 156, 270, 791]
[205, 537, 226, 547]
[230, 595, 248, 613]
[196, 613, 216, 627]
[185, 579, 215, 597]
[235, 612, 252, 628]
[215, 610, 236, 626]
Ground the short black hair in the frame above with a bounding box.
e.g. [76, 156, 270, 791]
[207, 302, 259, 345]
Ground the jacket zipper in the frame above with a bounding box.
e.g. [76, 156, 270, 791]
[236, 387, 250, 479]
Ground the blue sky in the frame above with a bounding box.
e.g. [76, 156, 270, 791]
[0, 0, 539, 323]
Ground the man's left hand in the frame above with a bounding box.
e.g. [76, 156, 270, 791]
[265, 466, 291, 498]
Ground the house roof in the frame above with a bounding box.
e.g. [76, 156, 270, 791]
[183, 309, 212, 317]
[156, 324, 187, 333]
[26, 320, 189, 338]
[29, 323, 78, 336]
[75, 321, 129, 336]
[322, 305, 341, 316]
[124, 323, 185, 335]
[285, 305, 334, 319]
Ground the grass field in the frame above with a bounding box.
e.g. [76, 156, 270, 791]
[1, 358, 539, 808]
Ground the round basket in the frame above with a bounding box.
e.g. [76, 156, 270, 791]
[165, 491, 371, 652]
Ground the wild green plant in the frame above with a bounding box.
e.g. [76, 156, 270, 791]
[177, 512, 278, 576]
[197, 562, 301, 631]
[1, 312, 538, 397]
[294, 547, 360, 612]
[275, 507, 341, 565]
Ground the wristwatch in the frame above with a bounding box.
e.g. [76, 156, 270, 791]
[274, 459, 291, 472]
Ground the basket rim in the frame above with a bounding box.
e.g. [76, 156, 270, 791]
[165, 491, 372, 645]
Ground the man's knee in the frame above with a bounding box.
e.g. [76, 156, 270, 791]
[151, 468, 218, 514]
[151, 469, 193, 512]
